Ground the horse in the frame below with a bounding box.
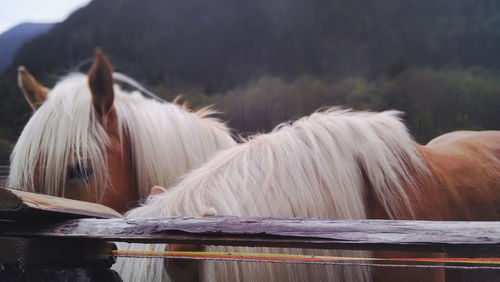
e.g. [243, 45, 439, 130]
[113, 108, 500, 281]
[7, 50, 237, 213]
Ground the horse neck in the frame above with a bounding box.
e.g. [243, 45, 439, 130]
[116, 98, 236, 201]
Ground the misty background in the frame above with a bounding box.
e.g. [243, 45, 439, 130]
[0, 0, 499, 159]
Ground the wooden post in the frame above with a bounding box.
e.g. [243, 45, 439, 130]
[0, 237, 121, 282]
[0, 164, 8, 186]
[0, 264, 122, 282]
[0, 187, 122, 281]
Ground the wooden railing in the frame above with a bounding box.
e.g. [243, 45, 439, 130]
[0, 187, 499, 281]
[2, 215, 499, 253]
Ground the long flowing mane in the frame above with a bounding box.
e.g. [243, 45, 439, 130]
[8, 73, 236, 201]
[115, 108, 430, 281]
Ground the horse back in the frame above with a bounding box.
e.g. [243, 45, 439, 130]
[420, 130, 500, 221]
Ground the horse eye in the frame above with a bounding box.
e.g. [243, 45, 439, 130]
[67, 162, 93, 180]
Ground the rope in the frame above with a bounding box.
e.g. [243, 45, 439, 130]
[112, 250, 500, 270]
[113, 72, 166, 103]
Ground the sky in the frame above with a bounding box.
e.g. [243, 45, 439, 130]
[0, 0, 91, 34]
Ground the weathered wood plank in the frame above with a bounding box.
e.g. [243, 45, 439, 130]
[0, 187, 122, 219]
[0, 237, 114, 265]
[1, 216, 499, 252]
[0, 264, 122, 282]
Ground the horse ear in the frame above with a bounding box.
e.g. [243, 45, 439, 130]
[150, 185, 167, 196]
[88, 49, 115, 117]
[17, 66, 49, 111]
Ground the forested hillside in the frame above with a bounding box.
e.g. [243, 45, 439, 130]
[1, 0, 499, 158]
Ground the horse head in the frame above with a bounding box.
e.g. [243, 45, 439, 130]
[11, 50, 137, 213]
[10, 49, 236, 214]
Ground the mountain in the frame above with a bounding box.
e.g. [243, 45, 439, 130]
[0, 23, 54, 73]
[0, 0, 499, 157]
[8, 0, 500, 92]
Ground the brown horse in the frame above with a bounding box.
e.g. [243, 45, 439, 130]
[113, 109, 499, 281]
[8, 50, 236, 213]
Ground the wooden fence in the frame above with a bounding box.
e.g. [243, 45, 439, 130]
[2, 216, 499, 253]
[0, 187, 499, 281]
[0, 163, 8, 186]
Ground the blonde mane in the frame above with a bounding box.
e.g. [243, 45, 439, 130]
[8, 73, 236, 201]
[115, 108, 430, 281]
